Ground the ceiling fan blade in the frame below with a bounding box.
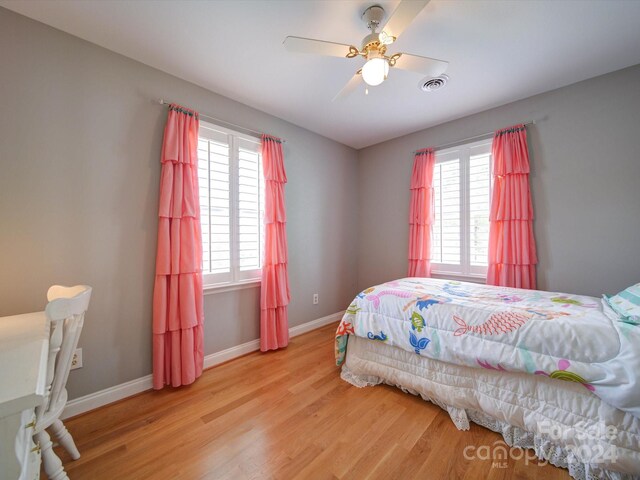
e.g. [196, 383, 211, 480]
[284, 36, 356, 58]
[380, 0, 431, 42]
[393, 53, 448, 77]
[332, 72, 364, 102]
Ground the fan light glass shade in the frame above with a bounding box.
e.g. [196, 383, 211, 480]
[362, 57, 389, 86]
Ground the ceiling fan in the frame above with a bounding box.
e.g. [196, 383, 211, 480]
[283, 0, 448, 101]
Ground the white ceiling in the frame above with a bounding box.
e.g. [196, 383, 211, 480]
[3, 0, 640, 149]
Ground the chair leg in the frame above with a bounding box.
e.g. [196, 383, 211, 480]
[35, 429, 69, 480]
[50, 419, 81, 460]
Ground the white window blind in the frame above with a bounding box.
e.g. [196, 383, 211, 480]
[431, 140, 492, 278]
[469, 152, 491, 267]
[198, 122, 264, 287]
[237, 139, 265, 274]
[432, 158, 461, 265]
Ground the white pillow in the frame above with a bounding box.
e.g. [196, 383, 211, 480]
[604, 283, 640, 325]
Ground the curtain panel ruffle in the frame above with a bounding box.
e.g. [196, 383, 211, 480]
[492, 128, 531, 175]
[261, 264, 290, 308]
[409, 187, 435, 225]
[487, 124, 538, 290]
[153, 325, 204, 394]
[409, 224, 432, 259]
[488, 220, 537, 265]
[264, 181, 287, 223]
[408, 149, 436, 278]
[158, 162, 199, 218]
[260, 135, 290, 352]
[155, 216, 202, 274]
[487, 265, 536, 290]
[152, 105, 204, 389]
[490, 175, 534, 221]
[264, 223, 288, 264]
[262, 136, 288, 182]
[408, 260, 432, 278]
[153, 273, 203, 332]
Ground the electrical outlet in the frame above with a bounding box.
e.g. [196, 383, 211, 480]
[71, 348, 83, 370]
[313, 293, 319, 305]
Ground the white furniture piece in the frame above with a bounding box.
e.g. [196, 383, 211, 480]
[35, 285, 92, 480]
[0, 285, 91, 480]
[0, 311, 49, 480]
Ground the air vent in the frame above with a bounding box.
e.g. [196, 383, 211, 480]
[420, 74, 449, 92]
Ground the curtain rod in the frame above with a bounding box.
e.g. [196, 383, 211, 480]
[157, 99, 285, 143]
[414, 120, 535, 154]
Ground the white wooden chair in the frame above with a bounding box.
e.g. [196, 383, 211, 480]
[34, 285, 92, 480]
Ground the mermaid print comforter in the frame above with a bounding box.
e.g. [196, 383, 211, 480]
[335, 278, 640, 417]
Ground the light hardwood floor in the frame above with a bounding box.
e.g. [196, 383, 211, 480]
[51, 323, 570, 479]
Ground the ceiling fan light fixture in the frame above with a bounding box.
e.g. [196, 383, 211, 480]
[284, 1, 445, 100]
[362, 57, 389, 86]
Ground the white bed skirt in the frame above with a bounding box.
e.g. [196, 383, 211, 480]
[343, 335, 640, 480]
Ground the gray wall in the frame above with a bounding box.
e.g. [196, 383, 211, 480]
[0, 8, 359, 399]
[357, 64, 640, 297]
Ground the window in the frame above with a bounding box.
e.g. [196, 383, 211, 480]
[197, 121, 265, 287]
[431, 139, 492, 278]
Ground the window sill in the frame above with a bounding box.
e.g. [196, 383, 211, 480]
[203, 279, 261, 295]
[430, 272, 486, 284]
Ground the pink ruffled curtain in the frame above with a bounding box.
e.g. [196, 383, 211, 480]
[408, 148, 436, 277]
[487, 124, 537, 289]
[152, 104, 204, 389]
[260, 134, 290, 352]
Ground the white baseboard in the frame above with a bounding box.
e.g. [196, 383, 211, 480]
[61, 310, 343, 420]
[62, 375, 155, 420]
[202, 338, 261, 370]
[288, 310, 343, 337]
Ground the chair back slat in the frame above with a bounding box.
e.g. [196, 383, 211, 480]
[49, 316, 83, 407]
[36, 285, 92, 422]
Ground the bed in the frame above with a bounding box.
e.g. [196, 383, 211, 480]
[335, 278, 640, 479]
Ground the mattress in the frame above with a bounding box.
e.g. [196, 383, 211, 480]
[343, 334, 640, 480]
[336, 278, 640, 418]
